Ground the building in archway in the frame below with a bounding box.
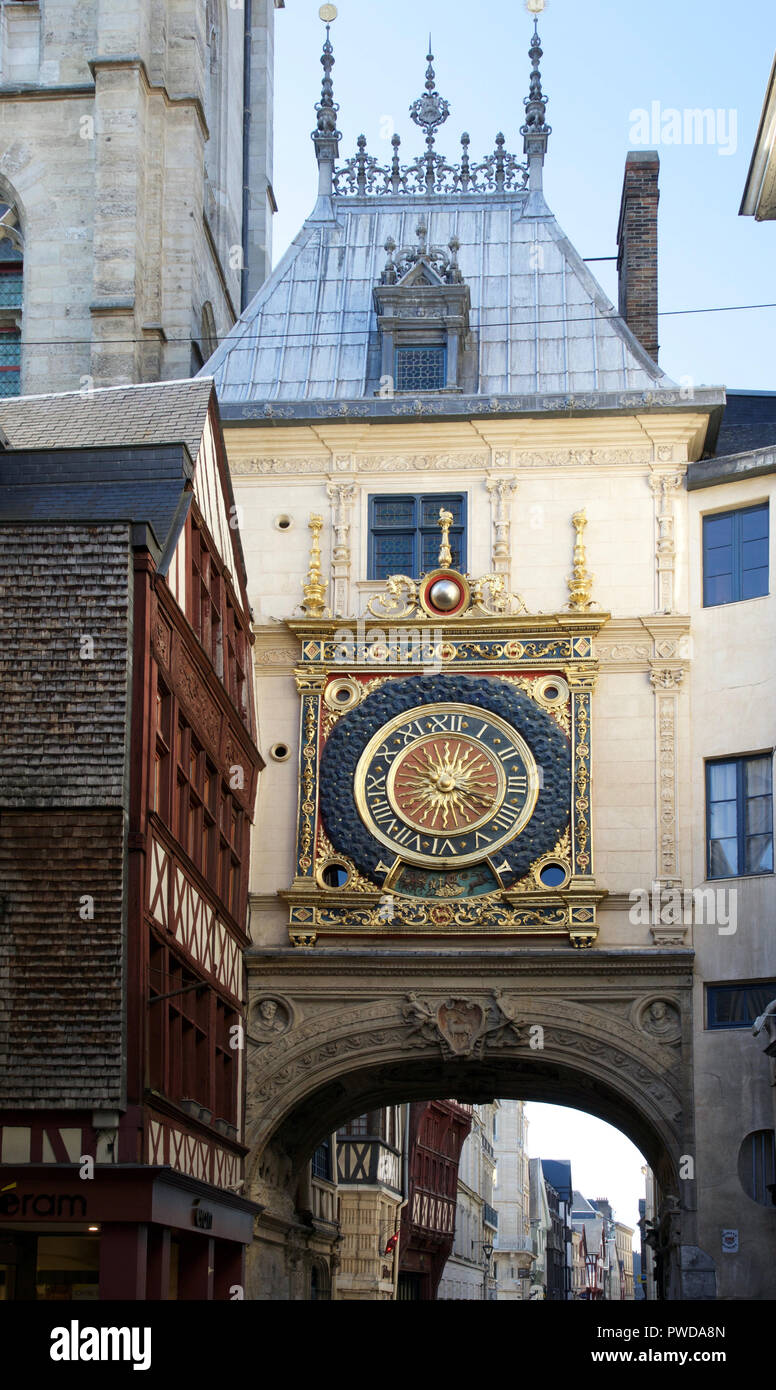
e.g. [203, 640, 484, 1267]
[397, 1100, 472, 1300]
[0, 0, 282, 395]
[438, 1102, 498, 1300]
[490, 1099, 532, 1300]
[202, 10, 776, 1301]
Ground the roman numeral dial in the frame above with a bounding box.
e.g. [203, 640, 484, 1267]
[354, 702, 539, 869]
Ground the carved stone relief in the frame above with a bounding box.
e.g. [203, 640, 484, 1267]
[326, 479, 357, 617]
[648, 472, 684, 614]
[485, 475, 517, 576]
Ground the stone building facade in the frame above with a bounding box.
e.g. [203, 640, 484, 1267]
[0, 0, 281, 394]
[201, 13, 776, 1300]
[491, 1099, 532, 1299]
[0, 380, 262, 1299]
[438, 1103, 499, 1300]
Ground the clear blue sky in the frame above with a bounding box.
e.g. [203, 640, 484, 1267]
[271, 0, 775, 390]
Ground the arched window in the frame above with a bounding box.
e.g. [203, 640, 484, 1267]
[309, 1259, 331, 1301]
[738, 1129, 776, 1206]
[0, 201, 23, 397]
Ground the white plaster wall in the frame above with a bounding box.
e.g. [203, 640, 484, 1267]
[687, 472, 776, 1299]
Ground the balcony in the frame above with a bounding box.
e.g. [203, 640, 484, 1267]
[481, 1134, 495, 1159]
[483, 1202, 499, 1229]
[336, 1137, 401, 1194]
[502, 1235, 533, 1254]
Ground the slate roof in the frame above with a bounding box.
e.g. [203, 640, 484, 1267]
[205, 191, 677, 406]
[0, 378, 214, 460]
[0, 445, 191, 552]
[713, 389, 776, 456]
[541, 1158, 574, 1204]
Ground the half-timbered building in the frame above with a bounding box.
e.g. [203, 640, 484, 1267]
[0, 378, 262, 1300]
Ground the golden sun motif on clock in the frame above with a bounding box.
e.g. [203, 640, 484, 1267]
[388, 736, 504, 833]
[354, 702, 540, 869]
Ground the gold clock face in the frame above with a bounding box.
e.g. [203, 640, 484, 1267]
[354, 702, 540, 869]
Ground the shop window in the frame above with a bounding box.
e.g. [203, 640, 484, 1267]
[35, 1236, 100, 1301]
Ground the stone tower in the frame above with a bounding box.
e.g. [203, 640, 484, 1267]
[0, 0, 282, 394]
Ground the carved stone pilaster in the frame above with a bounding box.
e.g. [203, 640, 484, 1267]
[485, 475, 517, 575]
[650, 665, 684, 926]
[649, 473, 684, 615]
[326, 480, 357, 618]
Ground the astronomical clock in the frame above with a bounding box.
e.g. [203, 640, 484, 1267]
[283, 511, 608, 948]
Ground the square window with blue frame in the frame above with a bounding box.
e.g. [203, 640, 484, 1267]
[368, 494, 467, 581]
[706, 980, 776, 1030]
[703, 503, 769, 607]
[706, 753, 774, 879]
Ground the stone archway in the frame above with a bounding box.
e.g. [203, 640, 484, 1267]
[244, 946, 716, 1301]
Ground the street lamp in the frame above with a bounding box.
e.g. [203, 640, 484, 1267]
[482, 1242, 494, 1301]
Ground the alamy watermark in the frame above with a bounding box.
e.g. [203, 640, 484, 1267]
[332, 619, 445, 673]
[630, 102, 737, 156]
[629, 881, 737, 935]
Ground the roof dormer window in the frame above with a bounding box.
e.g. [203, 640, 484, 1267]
[373, 222, 470, 394]
[395, 344, 446, 392]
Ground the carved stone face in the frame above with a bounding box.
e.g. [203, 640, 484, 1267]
[260, 1000, 278, 1023]
[651, 1002, 666, 1021]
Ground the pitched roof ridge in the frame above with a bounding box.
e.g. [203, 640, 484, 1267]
[8, 377, 213, 405]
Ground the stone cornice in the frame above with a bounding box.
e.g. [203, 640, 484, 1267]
[244, 947, 695, 983]
[0, 83, 95, 101]
[221, 388, 724, 434]
[88, 56, 209, 139]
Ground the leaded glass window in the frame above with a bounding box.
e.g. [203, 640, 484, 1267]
[0, 331, 20, 397]
[395, 344, 446, 392]
[0, 201, 22, 398]
[369, 494, 466, 580]
[706, 754, 774, 879]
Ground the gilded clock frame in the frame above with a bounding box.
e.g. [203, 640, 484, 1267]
[283, 608, 609, 950]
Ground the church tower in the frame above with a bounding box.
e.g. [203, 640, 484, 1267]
[0, 0, 282, 394]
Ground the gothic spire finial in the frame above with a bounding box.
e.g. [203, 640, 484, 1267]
[409, 40, 451, 192]
[521, 0, 551, 190]
[312, 5, 341, 196]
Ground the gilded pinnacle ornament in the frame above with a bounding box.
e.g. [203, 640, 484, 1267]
[302, 514, 328, 617]
[521, 0, 551, 184]
[312, 4, 341, 196]
[437, 508, 454, 568]
[567, 510, 595, 610]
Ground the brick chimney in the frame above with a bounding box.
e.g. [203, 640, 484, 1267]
[617, 150, 660, 362]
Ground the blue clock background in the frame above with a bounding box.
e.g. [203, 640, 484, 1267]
[319, 674, 572, 891]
